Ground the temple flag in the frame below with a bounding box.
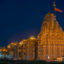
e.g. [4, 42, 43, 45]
[54, 7, 63, 13]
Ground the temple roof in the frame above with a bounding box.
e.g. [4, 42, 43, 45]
[41, 12, 63, 33]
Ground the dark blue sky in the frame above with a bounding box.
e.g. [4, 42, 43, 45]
[0, 0, 64, 46]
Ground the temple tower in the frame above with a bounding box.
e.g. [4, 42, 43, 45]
[38, 12, 64, 60]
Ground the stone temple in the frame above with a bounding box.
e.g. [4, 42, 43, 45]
[38, 12, 64, 60]
[1, 12, 64, 61]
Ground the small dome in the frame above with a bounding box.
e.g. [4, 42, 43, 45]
[29, 36, 36, 40]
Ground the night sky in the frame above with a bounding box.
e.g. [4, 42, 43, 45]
[0, 0, 64, 47]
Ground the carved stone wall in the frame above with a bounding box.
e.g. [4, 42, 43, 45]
[38, 12, 64, 60]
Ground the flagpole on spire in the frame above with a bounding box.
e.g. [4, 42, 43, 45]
[53, 0, 63, 13]
[53, 0, 56, 13]
[53, 0, 56, 7]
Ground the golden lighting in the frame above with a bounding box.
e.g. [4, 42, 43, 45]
[11, 43, 14, 45]
[7, 45, 11, 48]
[11, 43, 17, 46]
[14, 43, 17, 46]
[29, 36, 36, 40]
[0, 49, 2, 52]
[3, 49, 7, 52]
[23, 40, 27, 41]
[19, 41, 23, 45]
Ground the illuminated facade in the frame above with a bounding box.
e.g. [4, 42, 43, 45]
[7, 42, 19, 59]
[18, 36, 38, 60]
[38, 12, 64, 61]
[0, 47, 8, 59]
[1, 12, 64, 61]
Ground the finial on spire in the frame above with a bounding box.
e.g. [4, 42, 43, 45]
[53, 1, 56, 7]
[53, 0, 56, 13]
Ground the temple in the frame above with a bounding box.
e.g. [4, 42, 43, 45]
[0, 12, 64, 61]
[38, 12, 64, 61]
